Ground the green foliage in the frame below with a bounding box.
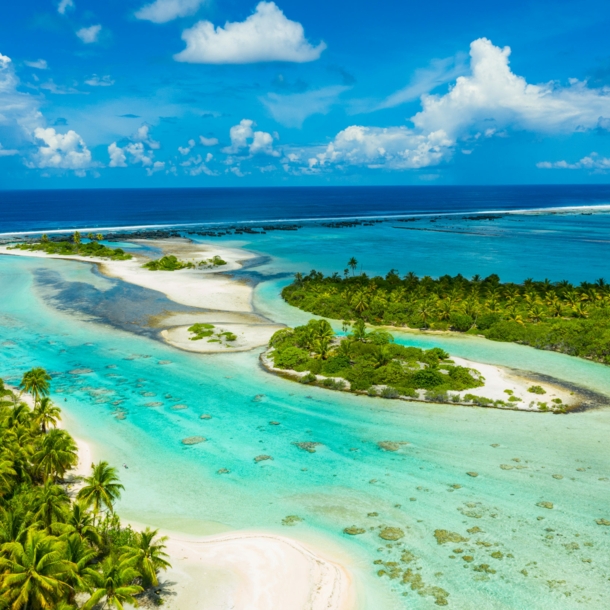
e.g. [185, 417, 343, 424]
[9, 240, 132, 261]
[143, 255, 194, 271]
[282, 269, 610, 364]
[188, 323, 215, 340]
[273, 347, 311, 370]
[269, 319, 483, 397]
[188, 324, 237, 346]
[528, 385, 546, 395]
[450, 313, 473, 332]
[0, 369, 171, 608]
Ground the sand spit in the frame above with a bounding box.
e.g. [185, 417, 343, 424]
[0, 239, 283, 354]
[151, 529, 354, 610]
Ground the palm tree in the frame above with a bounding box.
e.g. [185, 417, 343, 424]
[72, 231, 81, 246]
[528, 303, 546, 323]
[19, 368, 51, 407]
[571, 302, 589, 318]
[82, 556, 143, 610]
[33, 429, 78, 483]
[53, 502, 102, 548]
[347, 257, 358, 276]
[351, 291, 370, 316]
[372, 347, 392, 369]
[121, 528, 170, 588]
[0, 456, 17, 499]
[77, 462, 124, 520]
[62, 534, 97, 603]
[33, 397, 61, 434]
[416, 297, 437, 327]
[311, 338, 331, 360]
[0, 529, 72, 610]
[0, 506, 31, 546]
[351, 319, 367, 342]
[31, 481, 71, 531]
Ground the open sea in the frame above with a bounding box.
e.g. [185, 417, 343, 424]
[1, 185, 610, 609]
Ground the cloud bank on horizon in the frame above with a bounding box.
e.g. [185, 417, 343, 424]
[1, 0, 610, 186]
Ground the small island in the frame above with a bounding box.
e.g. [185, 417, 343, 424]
[262, 319, 573, 411]
[143, 254, 227, 271]
[282, 265, 610, 365]
[8, 231, 132, 260]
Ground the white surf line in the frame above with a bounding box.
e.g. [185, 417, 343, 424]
[2, 203, 610, 238]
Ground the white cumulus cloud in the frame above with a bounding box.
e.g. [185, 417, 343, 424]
[537, 153, 610, 171]
[312, 126, 453, 170]
[76, 25, 102, 44]
[108, 142, 127, 167]
[108, 124, 161, 169]
[174, 2, 326, 64]
[261, 85, 349, 128]
[412, 37, 610, 137]
[299, 37, 610, 173]
[29, 127, 93, 170]
[222, 119, 279, 156]
[58, 0, 74, 14]
[178, 138, 196, 155]
[135, 0, 206, 23]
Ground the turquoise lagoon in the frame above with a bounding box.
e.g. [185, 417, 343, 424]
[0, 211, 609, 609]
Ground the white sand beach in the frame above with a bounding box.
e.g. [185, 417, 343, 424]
[149, 529, 354, 610]
[0, 240, 284, 354]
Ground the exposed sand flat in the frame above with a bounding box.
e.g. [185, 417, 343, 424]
[151, 529, 354, 610]
[0, 240, 284, 354]
[99, 240, 255, 313]
[162, 323, 282, 353]
[150, 310, 268, 327]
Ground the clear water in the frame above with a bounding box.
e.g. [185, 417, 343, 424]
[0, 208, 609, 609]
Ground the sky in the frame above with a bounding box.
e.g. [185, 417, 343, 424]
[1, 0, 610, 188]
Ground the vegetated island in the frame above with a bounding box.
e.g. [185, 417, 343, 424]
[261, 319, 574, 412]
[0, 369, 171, 609]
[143, 254, 227, 271]
[282, 264, 610, 364]
[8, 231, 132, 260]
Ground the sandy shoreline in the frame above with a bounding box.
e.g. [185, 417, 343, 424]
[129, 524, 355, 610]
[0, 240, 284, 354]
[261, 348, 578, 412]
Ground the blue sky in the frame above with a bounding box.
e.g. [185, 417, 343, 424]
[1, 0, 610, 188]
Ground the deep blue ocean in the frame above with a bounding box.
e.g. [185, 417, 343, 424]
[2, 184, 610, 233]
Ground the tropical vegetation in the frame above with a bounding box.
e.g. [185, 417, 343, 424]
[0, 370, 171, 609]
[143, 254, 227, 271]
[9, 232, 132, 261]
[187, 323, 237, 345]
[282, 265, 610, 364]
[143, 255, 195, 271]
[268, 319, 484, 398]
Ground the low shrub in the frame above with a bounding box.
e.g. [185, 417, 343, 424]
[528, 385, 546, 395]
[380, 386, 400, 399]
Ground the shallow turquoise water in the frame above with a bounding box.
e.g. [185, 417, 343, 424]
[1, 213, 610, 609]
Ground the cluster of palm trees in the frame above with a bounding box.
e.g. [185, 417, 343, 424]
[287, 267, 610, 329]
[0, 369, 171, 609]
